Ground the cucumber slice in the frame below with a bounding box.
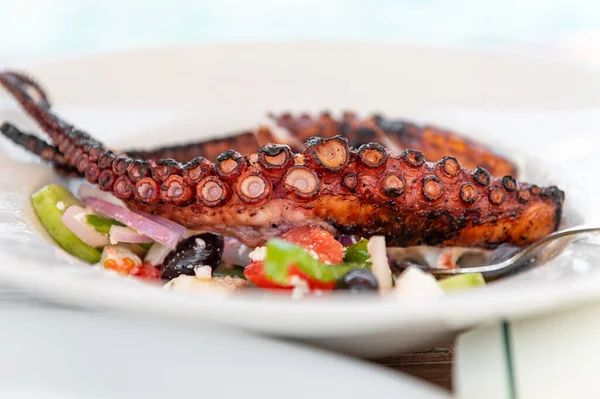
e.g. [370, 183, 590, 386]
[438, 273, 486, 293]
[86, 214, 124, 234]
[31, 185, 101, 263]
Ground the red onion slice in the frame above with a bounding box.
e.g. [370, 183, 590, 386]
[109, 226, 154, 245]
[60, 205, 109, 247]
[83, 197, 181, 249]
[338, 235, 359, 246]
[132, 209, 186, 237]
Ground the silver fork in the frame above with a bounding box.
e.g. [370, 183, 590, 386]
[419, 226, 600, 278]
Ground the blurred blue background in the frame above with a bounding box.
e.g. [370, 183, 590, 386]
[1, 0, 600, 65]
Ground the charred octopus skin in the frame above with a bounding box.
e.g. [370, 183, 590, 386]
[0, 71, 564, 248]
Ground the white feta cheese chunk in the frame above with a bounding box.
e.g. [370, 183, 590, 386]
[367, 236, 393, 291]
[393, 266, 444, 300]
[248, 246, 267, 262]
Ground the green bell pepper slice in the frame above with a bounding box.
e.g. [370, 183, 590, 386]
[264, 238, 369, 286]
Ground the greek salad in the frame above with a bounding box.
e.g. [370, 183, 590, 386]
[30, 184, 486, 298]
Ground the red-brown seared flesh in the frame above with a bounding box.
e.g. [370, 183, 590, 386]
[127, 144, 563, 248]
[0, 71, 562, 248]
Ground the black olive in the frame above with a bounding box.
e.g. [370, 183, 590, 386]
[161, 233, 224, 280]
[336, 269, 378, 292]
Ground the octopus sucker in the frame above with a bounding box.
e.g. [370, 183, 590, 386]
[0, 70, 565, 249]
[215, 150, 246, 180]
[304, 136, 350, 172]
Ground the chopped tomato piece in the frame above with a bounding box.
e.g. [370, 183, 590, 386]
[243, 261, 336, 290]
[244, 226, 343, 290]
[104, 257, 138, 275]
[244, 260, 289, 289]
[281, 226, 344, 264]
[130, 263, 162, 280]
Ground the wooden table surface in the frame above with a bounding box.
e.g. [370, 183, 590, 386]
[376, 344, 454, 392]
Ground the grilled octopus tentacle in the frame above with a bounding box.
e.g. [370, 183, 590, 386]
[0, 122, 80, 176]
[0, 70, 563, 249]
[1, 118, 564, 249]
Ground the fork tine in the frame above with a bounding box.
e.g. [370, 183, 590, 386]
[417, 226, 600, 278]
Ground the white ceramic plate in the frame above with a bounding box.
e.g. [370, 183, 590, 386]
[2, 43, 600, 357]
[0, 307, 450, 399]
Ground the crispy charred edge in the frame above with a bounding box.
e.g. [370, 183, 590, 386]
[472, 166, 491, 186]
[402, 149, 426, 167]
[235, 170, 271, 205]
[543, 186, 566, 231]
[152, 158, 182, 182]
[112, 156, 132, 176]
[357, 142, 388, 168]
[123, 130, 259, 163]
[502, 175, 517, 191]
[215, 149, 247, 180]
[303, 135, 350, 172]
[258, 144, 293, 170]
[183, 156, 214, 185]
[0, 122, 80, 176]
[127, 160, 151, 182]
[282, 165, 321, 200]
